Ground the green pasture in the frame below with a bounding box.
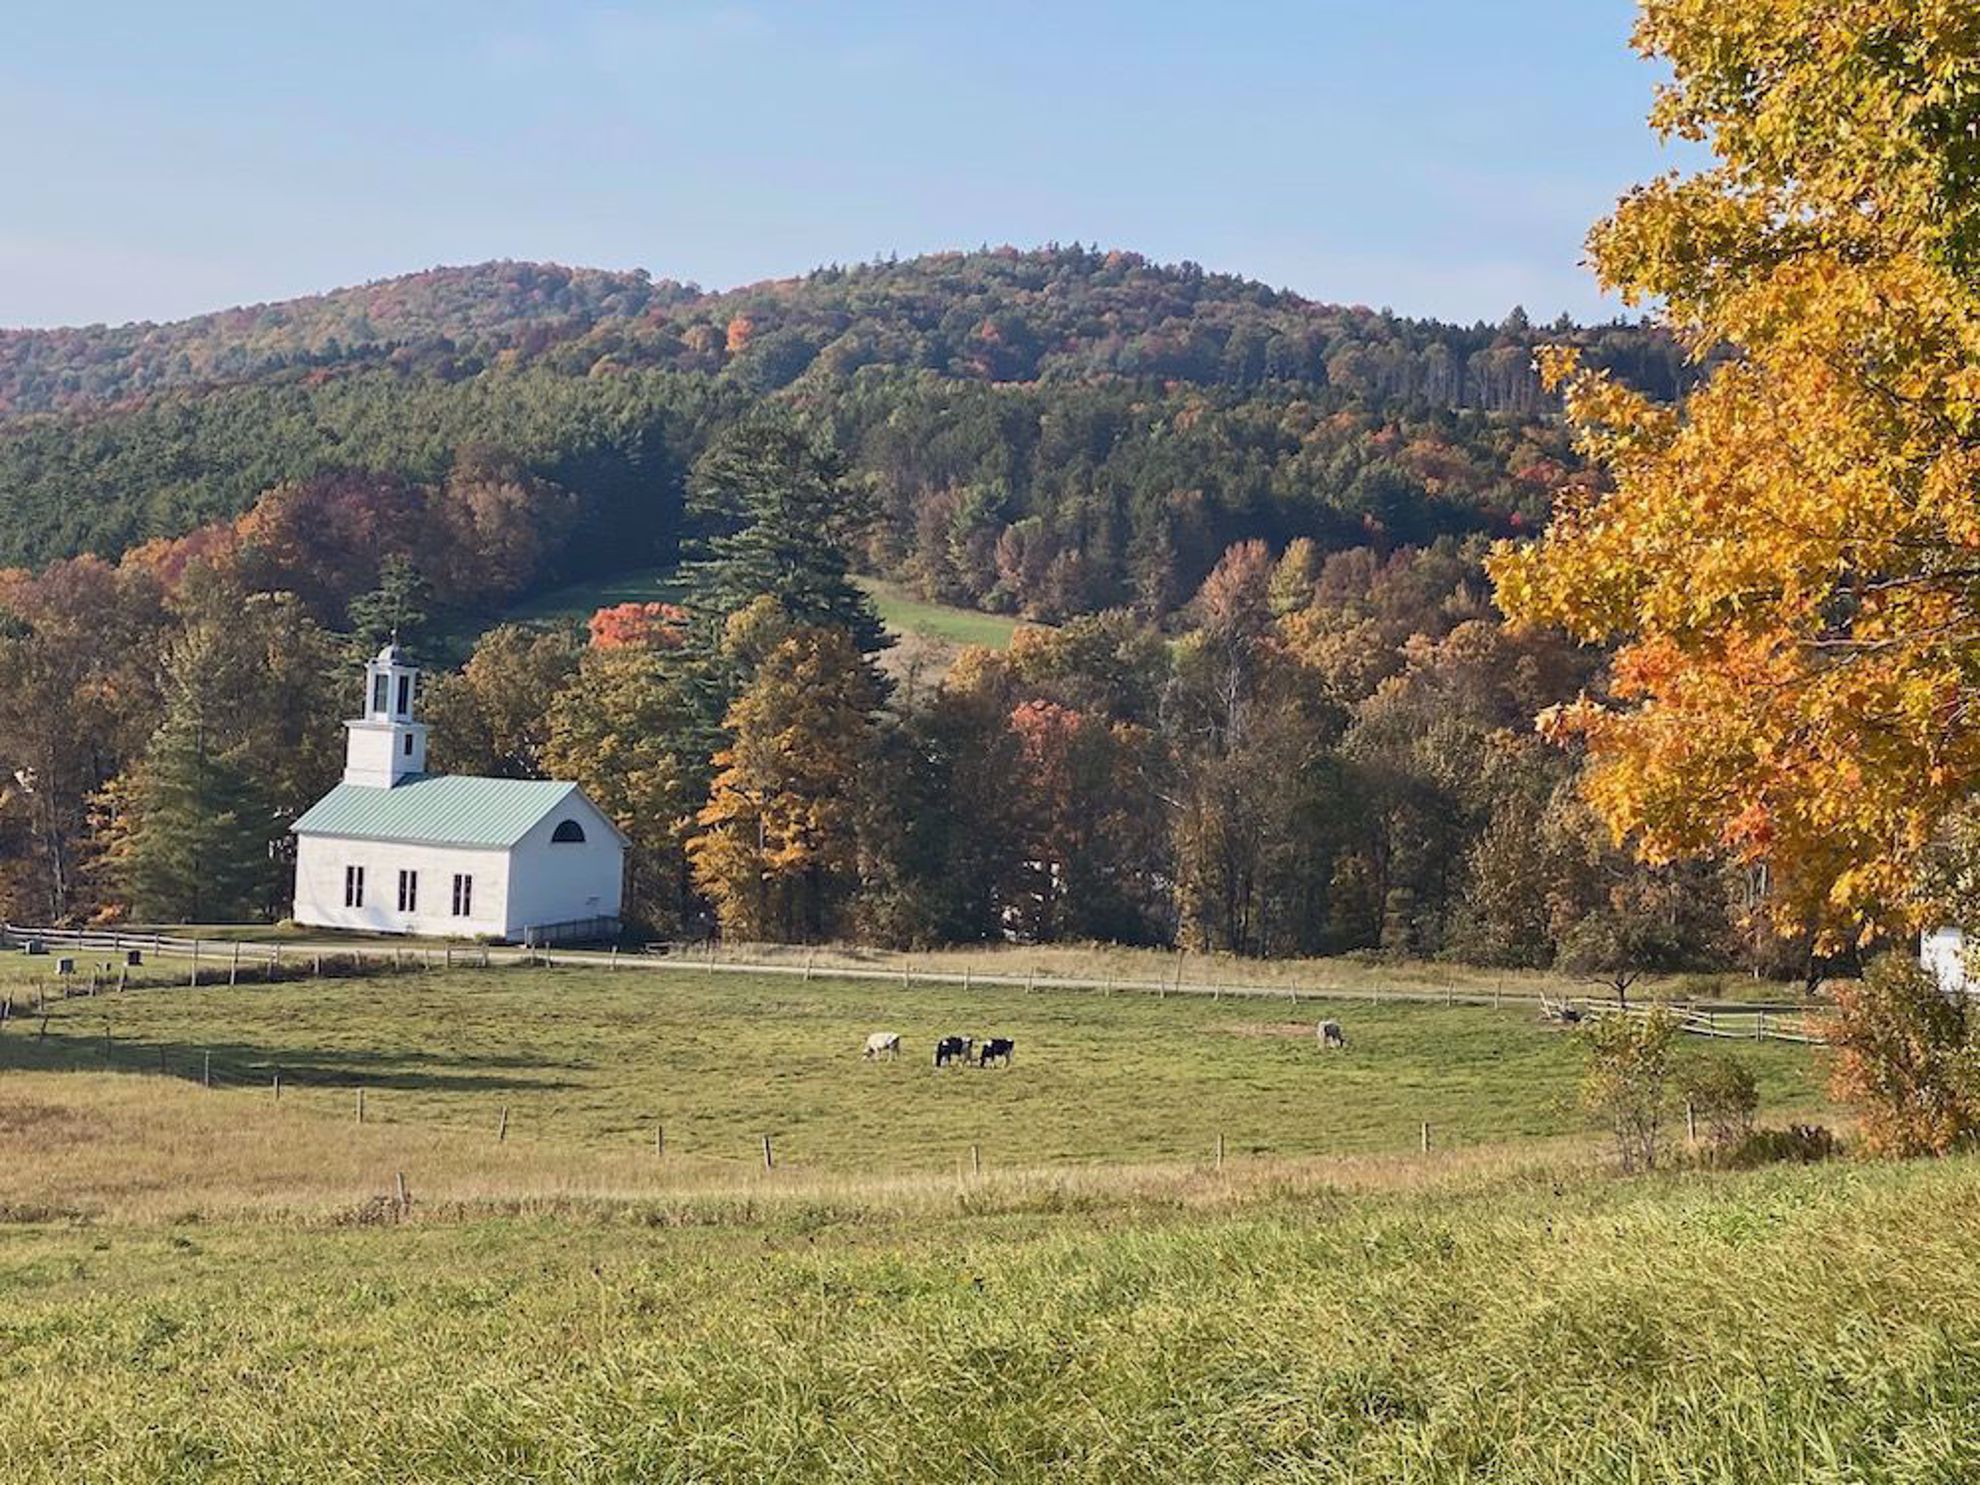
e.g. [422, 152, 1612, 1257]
[0, 960, 1826, 1172]
[462, 565, 1020, 655]
[853, 575, 1023, 649]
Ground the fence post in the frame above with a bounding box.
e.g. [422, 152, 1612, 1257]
[1027, 968, 1035, 995]
[202, 1050, 211, 1088]
[1215, 1133, 1225, 1170]
[1494, 983, 1502, 1011]
[962, 964, 970, 992]
[271, 946, 281, 980]
[446, 946, 454, 971]
[190, 939, 200, 987]
[103, 1022, 111, 1057]
[1421, 1121, 1431, 1155]
[761, 1134, 774, 1171]
[498, 1106, 509, 1143]
[655, 1123, 664, 1157]
[357, 1087, 366, 1124]
[970, 1142, 981, 1176]
[1755, 1012, 1765, 1042]
[395, 1171, 410, 1220]
[1686, 1100, 1697, 1143]
[229, 943, 240, 987]
[273, 1069, 281, 1100]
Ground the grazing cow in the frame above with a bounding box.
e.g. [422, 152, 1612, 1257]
[1317, 1019, 1346, 1049]
[863, 1031, 901, 1061]
[935, 1035, 972, 1068]
[978, 1036, 1015, 1067]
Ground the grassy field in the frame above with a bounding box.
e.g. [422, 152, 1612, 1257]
[8, 954, 1949, 1482]
[0, 959, 1826, 1192]
[472, 566, 1018, 650]
[853, 575, 1023, 650]
[497, 567, 685, 627]
[5, 1146, 1980, 1481]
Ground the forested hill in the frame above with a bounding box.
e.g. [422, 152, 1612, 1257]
[0, 247, 1684, 600]
[0, 246, 1682, 419]
[0, 262, 681, 417]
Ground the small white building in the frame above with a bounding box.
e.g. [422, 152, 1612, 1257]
[291, 645, 627, 943]
[1922, 926, 1970, 996]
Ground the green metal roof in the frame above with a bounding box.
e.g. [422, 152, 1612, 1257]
[291, 775, 592, 849]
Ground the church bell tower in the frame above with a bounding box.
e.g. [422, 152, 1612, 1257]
[343, 643, 429, 788]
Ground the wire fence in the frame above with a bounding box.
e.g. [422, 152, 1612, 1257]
[2, 921, 1826, 1034]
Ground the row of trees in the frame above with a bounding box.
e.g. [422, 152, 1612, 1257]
[0, 416, 1790, 990]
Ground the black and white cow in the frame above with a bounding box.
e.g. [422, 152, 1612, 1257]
[977, 1037, 1015, 1067]
[935, 1035, 973, 1068]
[1317, 1020, 1346, 1049]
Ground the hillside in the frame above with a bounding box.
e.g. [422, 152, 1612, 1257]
[0, 247, 1685, 422]
[0, 247, 1685, 594]
[0, 261, 683, 417]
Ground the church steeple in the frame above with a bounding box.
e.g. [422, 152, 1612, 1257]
[343, 643, 429, 787]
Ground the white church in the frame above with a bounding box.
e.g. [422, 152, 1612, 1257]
[291, 644, 627, 944]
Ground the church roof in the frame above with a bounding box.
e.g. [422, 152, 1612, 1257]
[291, 775, 607, 849]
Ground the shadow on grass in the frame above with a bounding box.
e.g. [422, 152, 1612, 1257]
[0, 1028, 583, 1095]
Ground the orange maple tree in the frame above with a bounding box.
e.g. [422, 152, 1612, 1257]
[1490, 2, 1980, 943]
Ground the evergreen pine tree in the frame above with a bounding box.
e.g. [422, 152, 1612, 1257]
[347, 555, 434, 657]
[111, 704, 276, 923]
[679, 422, 888, 655]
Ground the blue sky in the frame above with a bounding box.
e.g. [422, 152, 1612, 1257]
[1, 1, 1688, 329]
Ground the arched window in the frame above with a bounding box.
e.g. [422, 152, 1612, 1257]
[551, 819, 587, 844]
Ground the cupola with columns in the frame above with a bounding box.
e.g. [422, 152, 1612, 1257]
[343, 643, 429, 787]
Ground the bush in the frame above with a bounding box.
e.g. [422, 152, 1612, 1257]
[1578, 1008, 1681, 1172]
[1730, 1124, 1840, 1168]
[1680, 1053, 1759, 1153]
[1829, 955, 1980, 1157]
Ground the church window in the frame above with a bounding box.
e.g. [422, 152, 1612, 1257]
[398, 869, 418, 913]
[396, 674, 411, 717]
[345, 865, 364, 908]
[452, 874, 473, 917]
[403, 733, 414, 757]
[371, 674, 389, 714]
[551, 819, 586, 843]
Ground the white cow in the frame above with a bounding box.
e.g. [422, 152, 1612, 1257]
[1317, 1019, 1346, 1049]
[863, 1031, 902, 1060]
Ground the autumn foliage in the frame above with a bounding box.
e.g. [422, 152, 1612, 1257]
[586, 602, 688, 650]
[1490, 3, 1980, 944]
[1829, 956, 1980, 1158]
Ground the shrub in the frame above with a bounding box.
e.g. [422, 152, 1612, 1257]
[1578, 1008, 1681, 1172]
[1829, 955, 1980, 1157]
[1681, 1053, 1759, 1153]
[1731, 1124, 1839, 1167]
